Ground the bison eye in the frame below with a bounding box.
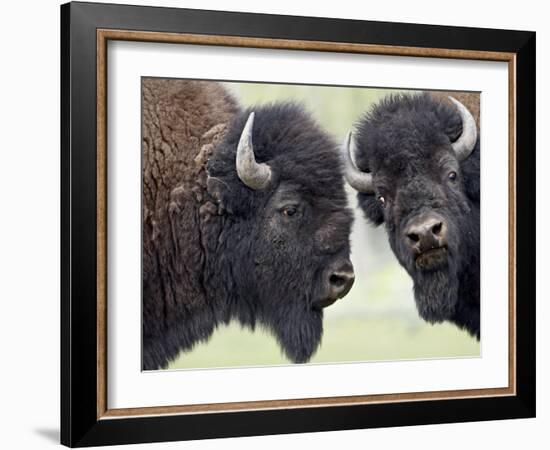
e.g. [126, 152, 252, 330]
[282, 206, 297, 217]
[377, 195, 386, 206]
[448, 171, 457, 182]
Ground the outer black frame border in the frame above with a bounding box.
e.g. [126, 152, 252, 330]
[61, 2, 536, 447]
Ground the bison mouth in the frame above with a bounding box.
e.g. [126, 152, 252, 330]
[415, 246, 448, 270]
[311, 279, 354, 311]
[312, 297, 338, 311]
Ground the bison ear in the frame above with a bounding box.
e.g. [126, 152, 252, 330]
[206, 176, 233, 215]
[357, 193, 385, 226]
[206, 174, 256, 216]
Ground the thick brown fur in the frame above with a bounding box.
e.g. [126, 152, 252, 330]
[142, 79, 239, 368]
[142, 79, 239, 336]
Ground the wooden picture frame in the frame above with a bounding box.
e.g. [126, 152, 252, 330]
[61, 1, 535, 446]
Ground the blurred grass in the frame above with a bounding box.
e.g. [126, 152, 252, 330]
[167, 81, 480, 370]
[169, 319, 479, 370]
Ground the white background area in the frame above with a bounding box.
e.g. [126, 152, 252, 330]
[108, 41, 509, 409]
[0, 0, 546, 449]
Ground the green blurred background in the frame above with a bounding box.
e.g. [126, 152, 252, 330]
[168, 81, 480, 370]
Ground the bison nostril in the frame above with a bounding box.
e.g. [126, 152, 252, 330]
[330, 274, 346, 287]
[327, 269, 355, 300]
[407, 232, 420, 243]
[432, 222, 443, 236]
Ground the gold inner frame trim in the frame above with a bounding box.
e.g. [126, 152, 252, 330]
[96, 28, 517, 420]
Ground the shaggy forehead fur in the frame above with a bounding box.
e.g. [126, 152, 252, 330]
[354, 92, 464, 174]
[208, 102, 348, 209]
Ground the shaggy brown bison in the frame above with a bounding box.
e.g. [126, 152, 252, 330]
[142, 79, 354, 370]
[343, 93, 480, 338]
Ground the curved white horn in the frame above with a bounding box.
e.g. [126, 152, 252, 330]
[236, 112, 272, 190]
[448, 96, 478, 161]
[342, 132, 374, 194]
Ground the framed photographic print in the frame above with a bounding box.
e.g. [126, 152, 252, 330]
[60, 1, 536, 447]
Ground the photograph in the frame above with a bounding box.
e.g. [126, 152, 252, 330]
[141, 78, 481, 371]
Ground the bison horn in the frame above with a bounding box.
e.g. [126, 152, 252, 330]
[342, 131, 374, 194]
[236, 112, 272, 190]
[448, 96, 478, 161]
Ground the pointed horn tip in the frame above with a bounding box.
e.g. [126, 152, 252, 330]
[342, 131, 352, 151]
[447, 96, 461, 108]
[238, 112, 255, 147]
[236, 111, 272, 190]
[341, 131, 355, 165]
[346, 131, 353, 144]
[246, 111, 255, 126]
[447, 96, 473, 116]
[341, 130, 375, 194]
[240, 112, 255, 137]
[447, 96, 477, 161]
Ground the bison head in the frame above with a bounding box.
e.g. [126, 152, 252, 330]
[343, 93, 479, 331]
[206, 103, 354, 362]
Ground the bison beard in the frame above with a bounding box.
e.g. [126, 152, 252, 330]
[262, 301, 324, 364]
[142, 79, 353, 370]
[410, 245, 461, 323]
[414, 270, 459, 322]
[347, 92, 480, 338]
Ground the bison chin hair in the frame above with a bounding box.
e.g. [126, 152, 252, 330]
[412, 262, 460, 323]
[263, 305, 323, 364]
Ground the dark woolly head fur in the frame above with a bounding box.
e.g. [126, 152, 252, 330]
[353, 92, 480, 337]
[142, 80, 353, 370]
[206, 102, 353, 363]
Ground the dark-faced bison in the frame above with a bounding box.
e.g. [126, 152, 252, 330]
[142, 79, 354, 370]
[343, 93, 480, 338]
